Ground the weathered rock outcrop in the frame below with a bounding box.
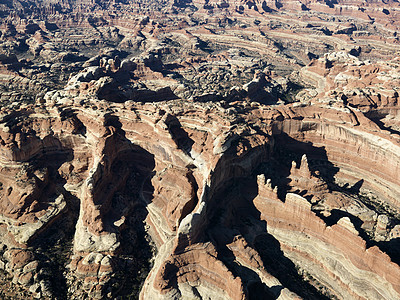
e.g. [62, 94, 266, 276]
[0, 84, 399, 298]
[0, 0, 400, 299]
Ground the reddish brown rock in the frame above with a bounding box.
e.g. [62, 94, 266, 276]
[0, 1, 400, 299]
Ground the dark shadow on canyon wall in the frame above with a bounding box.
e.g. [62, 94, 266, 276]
[378, 238, 400, 265]
[202, 131, 400, 299]
[206, 175, 330, 300]
[97, 69, 178, 103]
[98, 114, 156, 299]
[255, 133, 339, 201]
[272, 133, 339, 185]
[105, 144, 155, 299]
[271, 134, 400, 266]
[31, 191, 79, 300]
[365, 111, 400, 136]
[319, 209, 400, 265]
[253, 233, 331, 300]
[28, 114, 157, 299]
[27, 141, 77, 300]
[217, 241, 277, 300]
[207, 177, 278, 299]
[162, 113, 194, 155]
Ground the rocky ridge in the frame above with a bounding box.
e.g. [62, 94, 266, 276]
[0, 0, 399, 299]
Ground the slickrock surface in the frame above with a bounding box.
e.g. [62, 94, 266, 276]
[0, 0, 400, 299]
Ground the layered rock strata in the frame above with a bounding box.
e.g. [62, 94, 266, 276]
[0, 71, 399, 297]
[0, 0, 400, 299]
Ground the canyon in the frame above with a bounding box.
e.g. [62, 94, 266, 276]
[0, 0, 399, 299]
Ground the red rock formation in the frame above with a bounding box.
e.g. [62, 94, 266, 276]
[0, 0, 399, 299]
[254, 180, 400, 299]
